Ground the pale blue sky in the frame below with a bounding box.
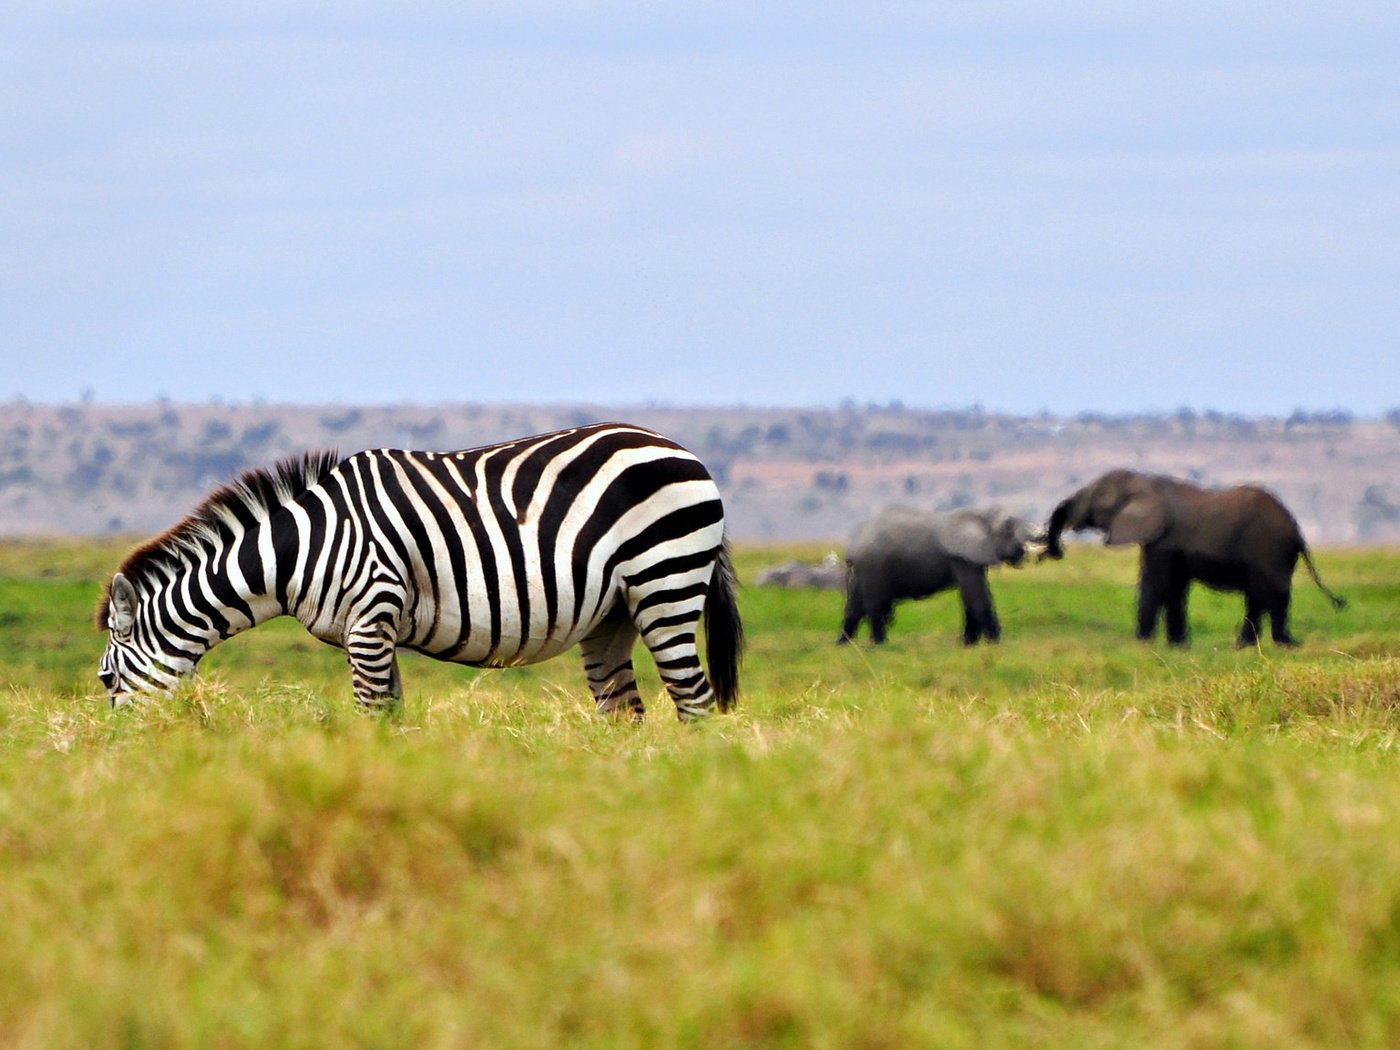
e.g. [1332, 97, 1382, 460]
[4, 3, 1397, 414]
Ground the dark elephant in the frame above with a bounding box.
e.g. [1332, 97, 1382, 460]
[838, 506, 1040, 646]
[1043, 469, 1345, 647]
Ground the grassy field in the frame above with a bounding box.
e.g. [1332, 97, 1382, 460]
[3, 537, 1400, 1048]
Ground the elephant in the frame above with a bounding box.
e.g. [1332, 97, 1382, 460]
[1042, 469, 1345, 647]
[756, 554, 846, 590]
[838, 506, 1041, 646]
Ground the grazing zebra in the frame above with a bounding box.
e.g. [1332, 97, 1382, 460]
[97, 422, 743, 721]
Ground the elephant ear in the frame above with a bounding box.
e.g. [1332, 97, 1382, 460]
[1107, 483, 1169, 546]
[939, 509, 1001, 566]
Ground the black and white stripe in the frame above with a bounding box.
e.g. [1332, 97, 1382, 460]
[98, 423, 743, 720]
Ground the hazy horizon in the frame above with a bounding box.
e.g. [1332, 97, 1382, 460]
[8, 394, 1391, 423]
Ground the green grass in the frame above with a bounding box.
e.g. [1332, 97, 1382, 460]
[3, 538, 1400, 1047]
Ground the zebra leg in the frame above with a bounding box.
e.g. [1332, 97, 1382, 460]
[344, 618, 403, 712]
[579, 610, 645, 720]
[634, 607, 715, 723]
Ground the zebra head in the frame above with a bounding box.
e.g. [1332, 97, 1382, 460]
[97, 572, 200, 706]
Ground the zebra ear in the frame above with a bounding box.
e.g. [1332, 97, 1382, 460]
[109, 573, 138, 634]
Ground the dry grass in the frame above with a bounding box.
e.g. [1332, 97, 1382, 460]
[2, 540, 1400, 1047]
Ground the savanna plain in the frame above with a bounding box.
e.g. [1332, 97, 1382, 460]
[3, 538, 1400, 1049]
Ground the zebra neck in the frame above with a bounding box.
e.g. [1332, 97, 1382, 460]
[200, 523, 289, 637]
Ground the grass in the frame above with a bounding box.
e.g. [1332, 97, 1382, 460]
[2, 537, 1400, 1047]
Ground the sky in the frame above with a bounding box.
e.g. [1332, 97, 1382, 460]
[3, 2, 1398, 416]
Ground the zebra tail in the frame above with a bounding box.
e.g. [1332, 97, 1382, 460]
[705, 540, 745, 712]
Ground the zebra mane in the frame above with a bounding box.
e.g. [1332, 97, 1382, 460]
[96, 450, 341, 628]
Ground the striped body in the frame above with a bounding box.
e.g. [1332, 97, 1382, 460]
[98, 423, 743, 720]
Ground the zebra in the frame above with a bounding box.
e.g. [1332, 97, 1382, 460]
[96, 422, 743, 721]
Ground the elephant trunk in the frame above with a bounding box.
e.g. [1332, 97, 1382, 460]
[1042, 497, 1075, 560]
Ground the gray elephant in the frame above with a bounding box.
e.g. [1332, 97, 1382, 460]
[838, 506, 1041, 646]
[756, 554, 846, 589]
[1043, 469, 1345, 647]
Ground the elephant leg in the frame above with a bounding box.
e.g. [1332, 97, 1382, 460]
[1164, 561, 1191, 647]
[960, 604, 980, 646]
[1237, 592, 1263, 649]
[1136, 550, 1171, 641]
[981, 607, 1002, 644]
[1263, 577, 1298, 647]
[1270, 598, 1298, 646]
[954, 564, 998, 646]
[869, 599, 895, 644]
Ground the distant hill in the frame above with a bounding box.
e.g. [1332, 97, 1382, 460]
[3, 401, 1398, 544]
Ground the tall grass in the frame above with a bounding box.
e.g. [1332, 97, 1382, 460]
[2, 538, 1399, 1047]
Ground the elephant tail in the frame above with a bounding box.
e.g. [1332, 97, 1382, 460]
[705, 540, 745, 712]
[1300, 544, 1347, 611]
